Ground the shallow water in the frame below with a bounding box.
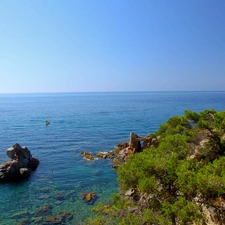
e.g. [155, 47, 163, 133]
[0, 91, 225, 224]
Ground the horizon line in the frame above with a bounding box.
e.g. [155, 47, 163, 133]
[0, 90, 225, 95]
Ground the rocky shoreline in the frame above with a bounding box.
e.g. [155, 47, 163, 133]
[80, 132, 156, 167]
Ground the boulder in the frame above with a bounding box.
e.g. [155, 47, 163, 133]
[107, 152, 115, 159]
[11, 211, 29, 219]
[6, 144, 32, 160]
[19, 168, 31, 179]
[6, 147, 16, 159]
[85, 192, 96, 202]
[117, 142, 128, 150]
[16, 218, 30, 225]
[35, 204, 53, 217]
[143, 137, 152, 149]
[43, 212, 72, 225]
[81, 152, 94, 160]
[55, 193, 65, 201]
[188, 152, 204, 161]
[125, 188, 135, 196]
[29, 158, 39, 171]
[96, 151, 115, 159]
[96, 152, 108, 159]
[81, 192, 97, 204]
[0, 143, 39, 182]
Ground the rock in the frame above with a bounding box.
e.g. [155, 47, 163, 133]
[112, 157, 125, 168]
[55, 193, 64, 201]
[31, 217, 43, 224]
[117, 142, 128, 150]
[55, 201, 63, 205]
[38, 195, 51, 200]
[43, 212, 72, 225]
[35, 204, 53, 217]
[143, 136, 152, 149]
[188, 152, 204, 161]
[112, 148, 121, 154]
[96, 152, 108, 159]
[6, 147, 16, 159]
[129, 133, 142, 153]
[19, 168, 31, 179]
[29, 157, 40, 171]
[112, 133, 157, 168]
[11, 211, 29, 219]
[199, 138, 210, 147]
[125, 188, 135, 196]
[96, 151, 115, 159]
[81, 152, 94, 160]
[16, 219, 30, 225]
[0, 144, 39, 182]
[40, 187, 51, 193]
[21, 146, 32, 159]
[81, 192, 97, 204]
[6, 143, 31, 160]
[43, 215, 62, 224]
[58, 212, 73, 221]
[107, 152, 115, 159]
[85, 192, 96, 201]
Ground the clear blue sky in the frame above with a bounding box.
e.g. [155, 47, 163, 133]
[0, 0, 225, 93]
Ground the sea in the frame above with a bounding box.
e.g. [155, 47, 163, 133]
[0, 91, 225, 224]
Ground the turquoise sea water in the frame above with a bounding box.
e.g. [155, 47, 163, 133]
[0, 91, 225, 224]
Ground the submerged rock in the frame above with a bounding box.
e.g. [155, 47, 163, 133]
[38, 195, 51, 200]
[43, 212, 73, 225]
[35, 204, 53, 217]
[85, 192, 96, 201]
[81, 192, 97, 205]
[55, 201, 63, 205]
[0, 143, 39, 182]
[11, 211, 29, 219]
[16, 218, 30, 225]
[55, 193, 65, 201]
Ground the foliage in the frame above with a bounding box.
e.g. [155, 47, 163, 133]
[89, 109, 225, 225]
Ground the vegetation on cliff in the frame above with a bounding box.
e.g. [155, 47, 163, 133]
[85, 109, 225, 225]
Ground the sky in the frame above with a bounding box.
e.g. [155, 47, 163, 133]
[0, 0, 225, 93]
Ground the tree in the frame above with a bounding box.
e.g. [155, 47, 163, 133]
[87, 109, 225, 225]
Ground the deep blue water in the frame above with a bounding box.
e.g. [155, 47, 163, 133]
[0, 91, 225, 224]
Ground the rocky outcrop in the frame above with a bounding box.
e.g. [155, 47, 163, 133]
[129, 133, 142, 153]
[112, 133, 155, 168]
[81, 152, 94, 160]
[96, 151, 115, 159]
[117, 142, 128, 149]
[96, 152, 108, 159]
[0, 143, 39, 182]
